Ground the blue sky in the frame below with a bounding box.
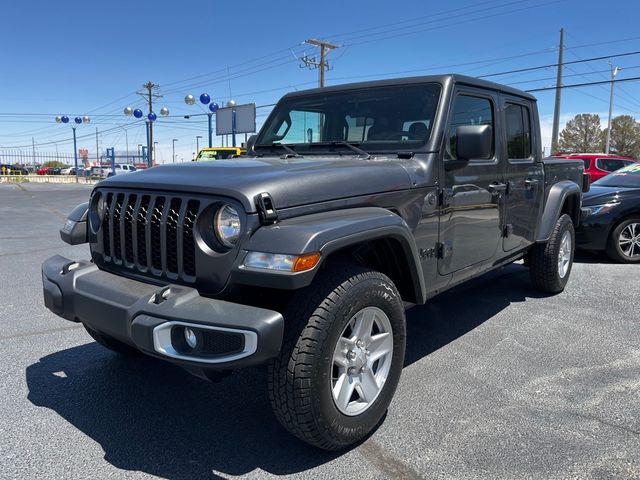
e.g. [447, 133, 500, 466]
[1, 0, 639, 162]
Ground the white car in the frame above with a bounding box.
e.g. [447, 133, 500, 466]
[107, 164, 137, 176]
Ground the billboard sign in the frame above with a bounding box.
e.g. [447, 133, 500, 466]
[216, 103, 256, 135]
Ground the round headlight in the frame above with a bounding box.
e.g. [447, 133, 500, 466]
[96, 194, 106, 220]
[214, 204, 241, 247]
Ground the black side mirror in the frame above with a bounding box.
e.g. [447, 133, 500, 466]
[246, 134, 258, 155]
[456, 125, 493, 160]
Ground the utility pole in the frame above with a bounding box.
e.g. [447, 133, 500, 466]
[95, 128, 99, 166]
[605, 65, 620, 154]
[31, 137, 36, 165]
[301, 39, 339, 87]
[172, 139, 178, 163]
[137, 81, 162, 166]
[551, 28, 564, 155]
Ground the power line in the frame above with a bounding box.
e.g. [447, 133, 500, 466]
[525, 76, 640, 92]
[479, 50, 640, 78]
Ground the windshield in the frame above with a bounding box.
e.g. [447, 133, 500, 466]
[256, 83, 441, 153]
[593, 163, 640, 188]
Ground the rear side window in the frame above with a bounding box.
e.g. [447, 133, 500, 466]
[596, 158, 634, 172]
[447, 95, 494, 159]
[504, 103, 532, 159]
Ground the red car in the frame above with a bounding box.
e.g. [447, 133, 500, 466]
[553, 153, 638, 183]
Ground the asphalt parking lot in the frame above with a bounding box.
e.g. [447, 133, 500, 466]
[1, 182, 638, 480]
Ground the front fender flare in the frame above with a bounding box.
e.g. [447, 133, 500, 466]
[232, 207, 426, 303]
[535, 181, 581, 242]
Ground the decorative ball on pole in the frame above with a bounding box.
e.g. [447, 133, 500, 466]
[61, 116, 69, 124]
[55, 116, 62, 123]
[133, 109, 143, 119]
[160, 107, 170, 116]
[184, 94, 196, 106]
[74, 117, 82, 124]
[227, 99, 237, 108]
[82, 116, 91, 124]
[199, 93, 211, 105]
[209, 102, 219, 112]
[123, 106, 134, 116]
[147, 112, 157, 122]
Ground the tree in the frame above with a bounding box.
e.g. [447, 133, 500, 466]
[601, 115, 640, 158]
[558, 114, 603, 153]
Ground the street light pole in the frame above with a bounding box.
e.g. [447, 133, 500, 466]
[153, 141, 159, 163]
[172, 139, 178, 163]
[185, 93, 218, 148]
[605, 65, 620, 154]
[196, 135, 202, 155]
[55, 115, 90, 183]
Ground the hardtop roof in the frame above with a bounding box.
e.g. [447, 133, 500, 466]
[281, 74, 537, 102]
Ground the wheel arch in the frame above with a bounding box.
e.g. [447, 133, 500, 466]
[535, 180, 582, 242]
[237, 207, 427, 304]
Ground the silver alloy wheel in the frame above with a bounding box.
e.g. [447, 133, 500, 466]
[331, 306, 393, 416]
[619, 222, 640, 259]
[558, 230, 572, 278]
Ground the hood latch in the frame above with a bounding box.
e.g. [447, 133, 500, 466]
[256, 192, 278, 225]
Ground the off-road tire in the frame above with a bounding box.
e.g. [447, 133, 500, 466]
[529, 213, 575, 293]
[606, 218, 640, 263]
[84, 324, 141, 355]
[268, 264, 406, 450]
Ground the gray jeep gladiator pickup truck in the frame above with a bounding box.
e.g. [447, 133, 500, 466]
[42, 74, 587, 450]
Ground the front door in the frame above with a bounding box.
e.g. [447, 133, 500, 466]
[438, 89, 505, 275]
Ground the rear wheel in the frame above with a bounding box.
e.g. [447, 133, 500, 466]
[606, 218, 640, 263]
[268, 264, 406, 450]
[84, 324, 140, 355]
[529, 213, 575, 293]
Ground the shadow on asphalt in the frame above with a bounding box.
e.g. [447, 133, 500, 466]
[26, 263, 544, 479]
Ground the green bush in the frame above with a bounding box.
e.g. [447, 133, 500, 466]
[41, 161, 67, 168]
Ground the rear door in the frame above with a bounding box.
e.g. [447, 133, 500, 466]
[438, 88, 505, 275]
[501, 97, 543, 251]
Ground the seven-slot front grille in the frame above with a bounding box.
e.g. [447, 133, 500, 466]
[100, 191, 200, 281]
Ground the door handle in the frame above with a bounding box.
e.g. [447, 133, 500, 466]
[524, 178, 539, 190]
[488, 182, 507, 194]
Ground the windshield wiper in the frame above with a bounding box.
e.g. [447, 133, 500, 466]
[330, 141, 371, 159]
[272, 143, 302, 158]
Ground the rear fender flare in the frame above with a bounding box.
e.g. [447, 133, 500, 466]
[535, 181, 581, 242]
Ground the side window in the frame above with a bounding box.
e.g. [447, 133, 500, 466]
[597, 158, 632, 172]
[447, 95, 494, 159]
[505, 103, 532, 159]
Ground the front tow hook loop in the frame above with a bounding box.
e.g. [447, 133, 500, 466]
[152, 287, 171, 305]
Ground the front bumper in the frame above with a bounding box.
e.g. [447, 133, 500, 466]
[42, 255, 284, 370]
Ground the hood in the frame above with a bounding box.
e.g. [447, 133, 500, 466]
[583, 185, 640, 206]
[99, 156, 412, 212]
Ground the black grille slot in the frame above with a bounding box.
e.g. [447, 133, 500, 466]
[112, 193, 124, 261]
[136, 195, 150, 268]
[166, 198, 182, 274]
[150, 196, 166, 271]
[97, 190, 201, 283]
[183, 200, 199, 277]
[123, 194, 137, 264]
[102, 192, 113, 257]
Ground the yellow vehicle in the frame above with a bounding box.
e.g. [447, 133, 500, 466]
[194, 147, 246, 161]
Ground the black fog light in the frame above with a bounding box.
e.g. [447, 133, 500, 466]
[171, 325, 203, 353]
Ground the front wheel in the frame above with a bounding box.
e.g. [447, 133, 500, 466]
[606, 218, 640, 263]
[268, 264, 406, 450]
[529, 213, 575, 293]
